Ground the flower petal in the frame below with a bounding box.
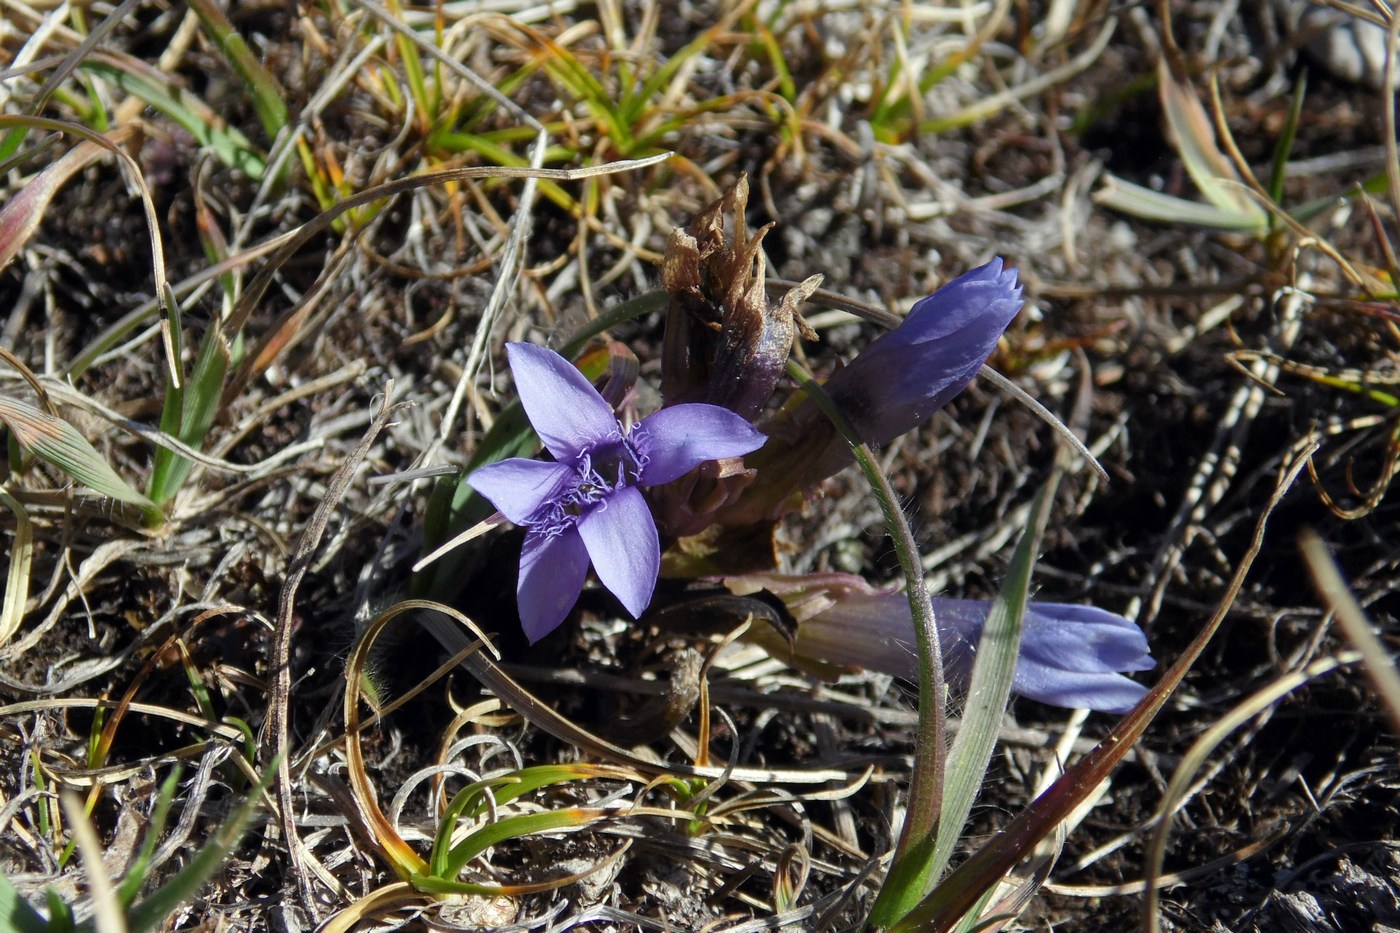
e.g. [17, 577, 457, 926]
[576, 485, 659, 618]
[507, 342, 621, 462]
[517, 528, 591, 643]
[633, 403, 767, 486]
[824, 258, 1024, 447]
[1007, 666, 1149, 715]
[466, 458, 574, 525]
[1017, 602, 1156, 674]
[792, 590, 1153, 714]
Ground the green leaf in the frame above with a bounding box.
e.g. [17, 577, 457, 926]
[80, 60, 266, 179]
[0, 396, 156, 514]
[925, 475, 1059, 894]
[0, 870, 50, 933]
[147, 321, 231, 506]
[122, 763, 273, 933]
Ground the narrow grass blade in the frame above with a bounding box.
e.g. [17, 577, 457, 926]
[147, 323, 231, 506]
[0, 396, 156, 515]
[122, 763, 274, 933]
[439, 808, 602, 881]
[1266, 72, 1307, 216]
[185, 0, 288, 139]
[926, 473, 1058, 889]
[0, 132, 120, 275]
[0, 487, 33, 650]
[80, 59, 266, 179]
[1158, 57, 1266, 227]
[1094, 175, 1268, 230]
[114, 771, 181, 911]
[0, 870, 49, 932]
[785, 361, 946, 930]
[1301, 529, 1400, 733]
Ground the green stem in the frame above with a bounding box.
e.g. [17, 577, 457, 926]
[782, 359, 947, 927]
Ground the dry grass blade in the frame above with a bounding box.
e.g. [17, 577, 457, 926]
[342, 599, 495, 880]
[0, 487, 33, 650]
[1141, 650, 1363, 931]
[61, 791, 127, 933]
[0, 124, 134, 275]
[0, 394, 155, 513]
[0, 115, 177, 385]
[259, 389, 408, 909]
[1300, 529, 1400, 734]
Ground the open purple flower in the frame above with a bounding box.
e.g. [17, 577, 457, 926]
[468, 343, 766, 642]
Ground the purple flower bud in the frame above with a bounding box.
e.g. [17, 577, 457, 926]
[717, 259, 1025, 525]
[728, 573, 1153, 714]
[823, 257, 1024, 447]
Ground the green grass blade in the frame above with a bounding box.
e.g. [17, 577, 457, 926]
[122, 763, 273, 933]
[440, 808, 599, 880]
[0, 396, 156, 515]
[1267, 72, 1307, 221]
[925, 473, 1060, 893]
[80, 60, 266, 179]
[0, 870, 49, 933]
[185, 0, 288, 139]
[147, 323, 231, 506]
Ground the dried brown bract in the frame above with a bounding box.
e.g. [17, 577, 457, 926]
[660, 174, 821, 421]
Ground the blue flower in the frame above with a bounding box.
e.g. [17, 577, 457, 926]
[760, 579, 1153, 714]
[824, 257, 1024, 447]
[468, 343, 766, 642]
[931, 599, 1155, 714]
[716, 258, 1026, 524]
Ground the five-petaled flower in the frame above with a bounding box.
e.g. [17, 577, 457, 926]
[468, 343, 766, 642]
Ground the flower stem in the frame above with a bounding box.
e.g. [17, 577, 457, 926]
[783, 360, 947, 927]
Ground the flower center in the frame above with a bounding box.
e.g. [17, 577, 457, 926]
[535, 433, 645, 534]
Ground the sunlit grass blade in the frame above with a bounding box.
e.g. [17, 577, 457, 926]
[1093, 175, 1270, 230]
[1157, 56, 1267, 228]
[0, 487, 33, 650]
[146, 322, 231, 507]
[80, 59, 267, 179]
[0, 395, 157, 518]
[114, 769, 179, 910]
[1301, 528, 1400, 733]
[926, 473, 1059, 892]
[122, 763, 274, 932]
[435, 807, 603, 882]
[1141, 649, 1358, 932]
[185, 0, 288, 139]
